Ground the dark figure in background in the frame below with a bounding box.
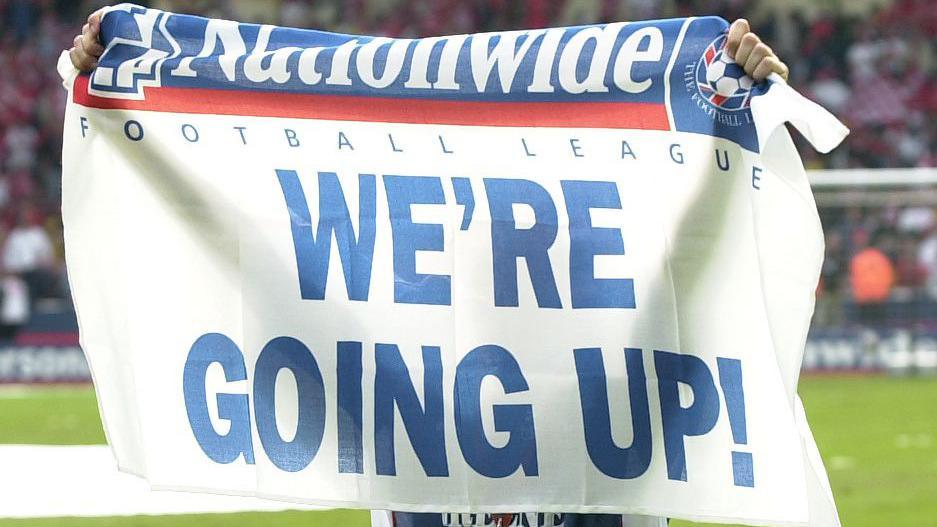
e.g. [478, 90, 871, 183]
[850, 231, 895, 327]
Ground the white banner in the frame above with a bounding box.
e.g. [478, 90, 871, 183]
[59, 5, 847, 526]
[0, 445, 321, 518]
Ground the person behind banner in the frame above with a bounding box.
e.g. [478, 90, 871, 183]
[67, 10, 790, 527]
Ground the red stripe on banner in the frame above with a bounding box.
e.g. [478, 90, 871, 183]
[72, 75, 670, 130]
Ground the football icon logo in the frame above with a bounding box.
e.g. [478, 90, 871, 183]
[695, 34, 754, 111]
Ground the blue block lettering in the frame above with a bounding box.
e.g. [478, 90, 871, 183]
[254, 337, 327, 472]
[337, 341, 364, 474]
[562, 180, 635, 309]
[654, 350, 720, 482]
[383, 175, 451, 305]
[275, 169, 376, 301]
[374, 343, 448, 476]
[451, 177, 475, 231]
[485, 178, 561, 308]
[183, 333, 254, 465]
[574, 348, 651, 479]
[455, 344, 538, 477]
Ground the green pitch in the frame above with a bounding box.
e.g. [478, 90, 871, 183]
[1, 376, 935, 527]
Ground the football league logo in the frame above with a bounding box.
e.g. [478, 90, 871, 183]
[695, 35, 753, 111]
[88, 5, 175, 99]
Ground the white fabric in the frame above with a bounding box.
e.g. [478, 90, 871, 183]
[57, 8, 848, 526]
[0, 445, 320, 518]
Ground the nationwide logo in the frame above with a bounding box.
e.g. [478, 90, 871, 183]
[694, 34, 753, 111]
[87, 4, 671, 102]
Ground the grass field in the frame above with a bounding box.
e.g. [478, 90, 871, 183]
[1, 376, 936, 527]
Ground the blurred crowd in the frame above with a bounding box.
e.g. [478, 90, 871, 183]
[816, 204, 937, 329]
[0, 0, 935, 336]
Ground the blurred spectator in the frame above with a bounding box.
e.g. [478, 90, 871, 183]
[893, 235, 927, 296]
[0, 224, 30, 339]
[916, 224, 937, 299]
[897, 205, 935, 234]
[850, 231, 896, 325]
[808, 66, 851, 116]
[0, 271, 30, 340]
[815, 231, 846, 328]
[2, 205, 56, 302]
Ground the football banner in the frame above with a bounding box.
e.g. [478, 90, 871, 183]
[59, 4, 848, 526]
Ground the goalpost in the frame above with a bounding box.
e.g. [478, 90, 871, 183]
[804, 168, 937, 375]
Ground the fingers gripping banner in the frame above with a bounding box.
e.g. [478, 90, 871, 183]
[59, 4, 848, 526]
